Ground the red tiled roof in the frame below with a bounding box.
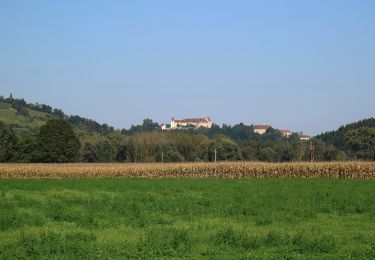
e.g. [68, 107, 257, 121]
[253, 125, 271, 130]
[173, 117, 211, 124]
[280, 129, 292, 134]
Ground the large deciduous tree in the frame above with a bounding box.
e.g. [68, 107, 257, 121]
[37, 119, 81, 163]
[208, 135, 243, 161]
[81, 142, 99, 163]
[0, 121, 17, 162]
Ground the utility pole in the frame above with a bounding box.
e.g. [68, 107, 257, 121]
[161, 151, 164, 163]
[214, 148, 217, 163]
[309, 140, 315, 162]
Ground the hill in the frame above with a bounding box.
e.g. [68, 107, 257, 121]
[0, 100, 57, 135]
[0, 96, 115, 136]
[0, 95, 129, 163]
[317, 118, 375, 160]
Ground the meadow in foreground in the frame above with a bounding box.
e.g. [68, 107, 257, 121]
[1, 179, 375, 259]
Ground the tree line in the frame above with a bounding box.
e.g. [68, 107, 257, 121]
[1, 94, 374, 163]
[2, 118, 368, 163]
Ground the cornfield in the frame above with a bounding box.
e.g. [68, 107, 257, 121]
[1, 162, 375, 179]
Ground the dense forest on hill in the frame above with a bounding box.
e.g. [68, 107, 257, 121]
[317, 118, 375, 161]
[0, 94, 374, 163]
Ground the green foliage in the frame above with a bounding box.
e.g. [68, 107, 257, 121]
[208, 135, 243, 161]
[258, 147, 278, 162]
[170, 133, 208, 161]
[1, 179, 375, 258]
[0, 100, 58, 136]
[292, 232, 337, 254]
[123, 118, 160, 135]
[115, 143, 128, 162]
[14, 135, 41, 162]
[1, 98, 114, 136]
[11, 100, 30, 117]
[318, 118, 375, 159]
[241, 142, 258, 161]
[37, 119, 81, 163]
[68, 115, 114, 135]
[280, 146, 294, 161]
[96, 140, 116, 162]
[81, 142, 99, 162]
[157, 143, 185, 162]
[0, 121, 17, 162]
[263, 127, 284, 141]
[344, 127, 375, 160]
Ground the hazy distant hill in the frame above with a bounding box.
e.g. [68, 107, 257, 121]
[317, 118, 375, 147]
[317, 118, 375, 160]
[0, 96, 115, 136]
[0, 100, 57, 135]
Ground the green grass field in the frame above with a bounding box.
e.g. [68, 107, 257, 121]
[1, 179, 375, 259]
[0, 101, 55, 135]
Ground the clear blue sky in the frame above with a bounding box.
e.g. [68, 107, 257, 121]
[1, 1, 374, 135]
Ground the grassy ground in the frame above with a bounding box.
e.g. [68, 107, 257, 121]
[1, 179, 375, 259]
[0, 101, 54, 135]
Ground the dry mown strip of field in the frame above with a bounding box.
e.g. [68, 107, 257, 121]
[0, 162, 375, 179]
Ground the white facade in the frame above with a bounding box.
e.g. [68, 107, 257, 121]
[253, 125, 270, 135]
[280, 130, 293, 138]
[300, 135, 310, 141]
[170, 117, 213, 129]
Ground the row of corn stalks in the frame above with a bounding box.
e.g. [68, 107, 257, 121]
[0, 162, 375, 179]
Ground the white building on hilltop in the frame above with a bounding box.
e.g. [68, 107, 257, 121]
[280, 129, 293, 138]
[299, 134, 310, 141]
[168, 116, 213, 129]
[253, 125, 271, 135]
